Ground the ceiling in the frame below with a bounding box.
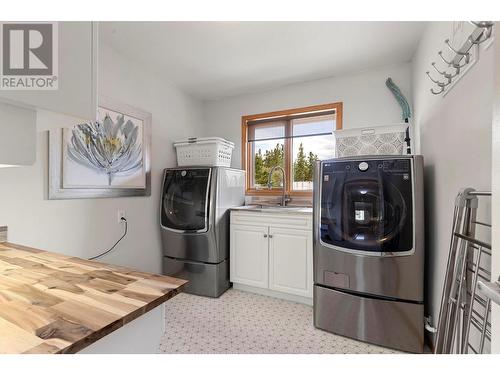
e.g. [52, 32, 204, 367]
[100, 22, 425, 100]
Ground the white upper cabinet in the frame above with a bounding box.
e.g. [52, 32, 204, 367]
[0, 22, 98, 121]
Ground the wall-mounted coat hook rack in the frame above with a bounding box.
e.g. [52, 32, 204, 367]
[426, 71, 447, 87]
[445, 38, 470, 58]
[448, 66, 461, 79]
[431, 62, 453, 83]
[468, 25, 493, 45]
[437, 52, 465, 76]
[431, 86, 445, 95]
[469, 21, 494, 44]
[438, 51, 453, 65]
[442, 44, 470, 68]
[427, 22, 494, 95]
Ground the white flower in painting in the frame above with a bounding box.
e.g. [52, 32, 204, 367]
[67, 114, 143, 185]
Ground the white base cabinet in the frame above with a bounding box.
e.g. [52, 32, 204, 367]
[79, 303, 165, 354]
[230, 210, 313, 303]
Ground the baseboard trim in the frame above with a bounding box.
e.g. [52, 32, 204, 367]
[232, 283, 313, 306]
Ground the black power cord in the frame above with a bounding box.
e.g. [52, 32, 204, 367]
[88, 217, 128, 260]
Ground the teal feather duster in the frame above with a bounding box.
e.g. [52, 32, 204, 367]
[386, 77, 411, 121]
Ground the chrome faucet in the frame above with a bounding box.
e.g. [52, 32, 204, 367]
[267, 165, 291, 206]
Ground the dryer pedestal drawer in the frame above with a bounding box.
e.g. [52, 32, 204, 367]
[313, 285, 424, 353]
[163, 257, 229, 298]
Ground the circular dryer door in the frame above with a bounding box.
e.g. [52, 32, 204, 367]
[161, 168, 211, 232]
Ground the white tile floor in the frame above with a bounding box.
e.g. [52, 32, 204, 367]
[159, 288, 400, 354]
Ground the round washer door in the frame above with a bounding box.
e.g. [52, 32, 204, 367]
[320, 159, 413, 254]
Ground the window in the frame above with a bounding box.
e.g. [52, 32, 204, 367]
[241, 102, 343, 196]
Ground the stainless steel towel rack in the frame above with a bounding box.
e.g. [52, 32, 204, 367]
[426, 21, 494, 95]
[434, 188, 492, 354]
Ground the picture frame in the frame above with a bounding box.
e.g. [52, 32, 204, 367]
[49, 97, 151, 199]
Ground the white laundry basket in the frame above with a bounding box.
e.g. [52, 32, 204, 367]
[334, 124, 408, 157]
[174, 137, 235, 167]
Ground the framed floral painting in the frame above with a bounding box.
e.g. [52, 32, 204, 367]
[49, 97, 151, 199]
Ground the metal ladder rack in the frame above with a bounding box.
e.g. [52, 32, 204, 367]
[434, 188, 492, 354]
[476, 278, 500, 352]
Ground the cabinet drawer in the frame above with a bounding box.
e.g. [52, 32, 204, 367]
[230, 211, 312, 230]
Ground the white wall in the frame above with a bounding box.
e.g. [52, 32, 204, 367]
[411, 22, 493, 348]
[491, 22, 500, 354]
[0, 43, 203, 274]
[203, 63, 412, 168]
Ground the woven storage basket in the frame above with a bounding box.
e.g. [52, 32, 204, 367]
[334, 124, 407, 157]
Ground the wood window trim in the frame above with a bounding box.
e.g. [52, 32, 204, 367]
[241, 102, 343, 197]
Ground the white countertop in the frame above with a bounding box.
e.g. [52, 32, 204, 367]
[230, 205, 313, 215]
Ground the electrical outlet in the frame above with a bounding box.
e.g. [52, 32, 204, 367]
[117, 209, 126, 223]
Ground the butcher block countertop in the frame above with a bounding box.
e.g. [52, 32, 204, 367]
[0, 242, 187, 354]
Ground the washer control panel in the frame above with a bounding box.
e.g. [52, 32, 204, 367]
[322, 158, 412, 176]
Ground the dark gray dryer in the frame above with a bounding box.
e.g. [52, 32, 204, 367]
[313, 155, 425, 353]
[160, 167, 245, 297]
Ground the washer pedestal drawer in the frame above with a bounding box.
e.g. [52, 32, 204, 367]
[314, 285, 424, 353]
[163, 257, 229, 298]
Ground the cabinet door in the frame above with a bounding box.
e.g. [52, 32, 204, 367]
[269, 227, 313, 298]
[0, 22, 98, 121]
[230, 224, 269, 288]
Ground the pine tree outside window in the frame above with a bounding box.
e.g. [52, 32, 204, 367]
[241, 103, 343, 196]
